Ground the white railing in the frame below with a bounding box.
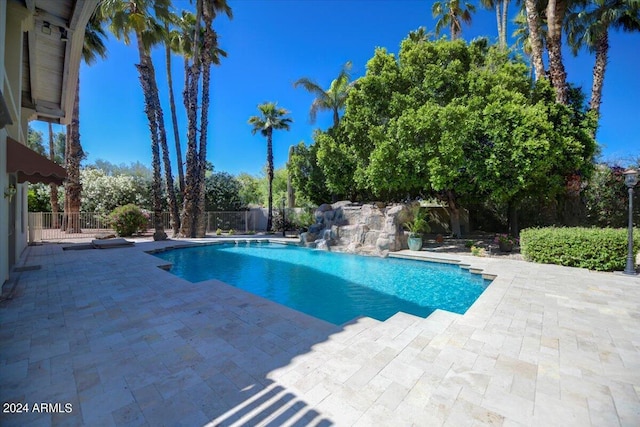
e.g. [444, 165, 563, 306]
[27, 211, 262, 242]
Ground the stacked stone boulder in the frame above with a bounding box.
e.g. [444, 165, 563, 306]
[299, 201, 408, 256]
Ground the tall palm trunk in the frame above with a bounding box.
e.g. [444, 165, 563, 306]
[266, 129, 274, 231]
[524, 0, 546, 81]
[195, 6, 216, 238]
[195, 61, 210, 237]
[494, 3, 502, 47]
[546, 0, 569, 104]
[590, 30, 609, 118]
[64, 76, 83, 233]
[135, 31, 166, 241]
[165, 25, 185, 194]
[180, 62, 202, 237]
[156, 94, 180, 236]
[48, 122, 60, 228]
[500, 0, 508, 48]
[180, 0, 205, 238]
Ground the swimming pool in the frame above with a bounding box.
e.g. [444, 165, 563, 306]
[153, 242, 492, 325]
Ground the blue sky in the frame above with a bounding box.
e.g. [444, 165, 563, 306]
[33, 0, 640, 176]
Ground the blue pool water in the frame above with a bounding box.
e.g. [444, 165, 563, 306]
[153, 242, 492, 325]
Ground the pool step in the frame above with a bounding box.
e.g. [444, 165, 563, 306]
[420, 309, 461, 333]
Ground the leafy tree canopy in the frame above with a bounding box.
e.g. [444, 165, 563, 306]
[204, 172, 244, 211]
[89, 159, 154, 179]
[305, 34, 595, 231]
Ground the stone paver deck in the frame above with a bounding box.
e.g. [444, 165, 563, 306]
[1, 239, 639, 426]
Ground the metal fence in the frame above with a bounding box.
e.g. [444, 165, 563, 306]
[27, 210, 262, 242]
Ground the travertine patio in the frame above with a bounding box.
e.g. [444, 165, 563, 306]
[1, 239, 639, 426]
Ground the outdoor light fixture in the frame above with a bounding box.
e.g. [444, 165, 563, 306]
[623, 168, 638, 275]
[60, 27, 68, 41]
[281, 197, 286, 237]
[42, 21, 51, 35]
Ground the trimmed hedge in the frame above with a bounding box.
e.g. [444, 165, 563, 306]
[520, 227, 640, 272]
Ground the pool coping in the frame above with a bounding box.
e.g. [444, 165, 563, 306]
[2, 239, 639, 425]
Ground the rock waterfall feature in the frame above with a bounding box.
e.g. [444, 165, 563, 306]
[299, 202, 409, 256]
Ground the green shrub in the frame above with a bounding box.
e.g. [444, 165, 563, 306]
[291, 209, 314, 230]
[520, 227, 640, 271]
[215, 228, 222, 236]
[108, 204, 149, 237]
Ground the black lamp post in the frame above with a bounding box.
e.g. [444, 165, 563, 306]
[623, 168, 638, 275]
[281, 197, 286, 238]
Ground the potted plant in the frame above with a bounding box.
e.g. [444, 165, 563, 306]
[494, 234, 518, 252]
[404, 206, 430, 251]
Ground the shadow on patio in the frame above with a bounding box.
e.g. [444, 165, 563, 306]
[0, 240, 344, 426]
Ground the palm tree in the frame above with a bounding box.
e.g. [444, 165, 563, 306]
[180, 0, 231, 238]
[523, 0, 547, 81]
[101, 0, 178, 240]
[432, 0, 476, 40]
[63, 12, 107, 233]
[248, 103, 292, 231]
[513, 8, 548, 79]
[480, 0, 509, 48]
[48, 122, 60, 228]
[408, 26, 430, 42]
[546, 0, 570, 104]
[293, 61, 352, 129]
[566, 0, 640, 118]
[163, 14, 185, 195]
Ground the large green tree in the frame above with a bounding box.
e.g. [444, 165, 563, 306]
[288, 141, 332, 205]
[310, 35, 595, 236]
[293, 61, 352, 129]
[205, 172, 244, 211]
[248, 102, 292, 231]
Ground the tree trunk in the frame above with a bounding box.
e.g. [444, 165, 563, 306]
[590, 30, 608, 119]
[180, 60, 202, 237]
[135, 31, 166, 241]
[446, 190, 461, 237]
[165, 27, 185, 195]
[546, 0, 569, 104]
[156, 95, 180, 237]
[500, 0, 508, 49]
[495, 4, 502, 48]
[195, 61, 211, 238]
[195, 7, 216, 238]
[48, 122, 59, 228]
[508, 202, 519, 237]
[333, 108, 340, 129]
[524, 0, 546, 81]
[179, 1, 203, 238]
[64, 75, 83, 233]
[267, 130, 274, 231]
